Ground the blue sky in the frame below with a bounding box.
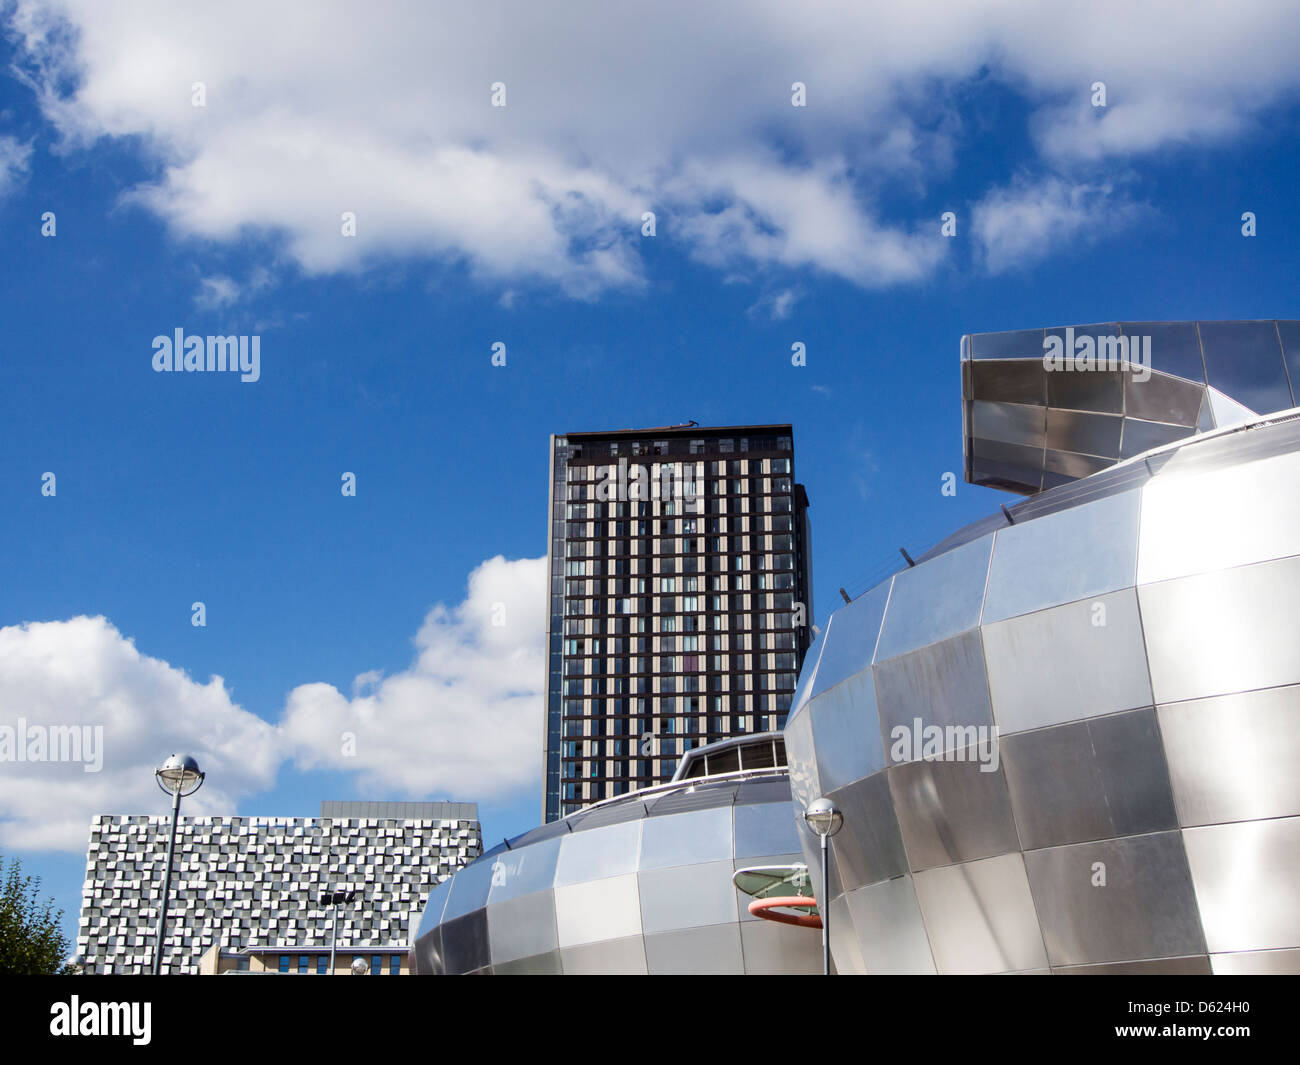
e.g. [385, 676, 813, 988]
[2, 1, 1300, 946]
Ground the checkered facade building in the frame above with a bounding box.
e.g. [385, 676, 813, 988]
[78, 803, 480, 974]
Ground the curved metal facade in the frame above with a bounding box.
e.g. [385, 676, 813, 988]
[964, 319, 1300, 494]
[412, 765, 821, 974]
[787, 324, 1300, 974]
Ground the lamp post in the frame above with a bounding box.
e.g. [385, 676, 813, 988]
[152, 754, 204, 975]
[323, 889, 359, 975]
[803, 796, 843, 976]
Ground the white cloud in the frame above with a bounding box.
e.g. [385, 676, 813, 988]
[9, 0, 1298, 292]
[194, 275, 239, 310]
[194, 266, 273, 310]
[0, 135, 32, 198]
[0, 616, 277, 852]
[748, 287, 801, 321]
[971, 176, 1147, 274]
[670, 156, 945, 286]
[279, 555, 546, 801]
[0, 556, 547, 854]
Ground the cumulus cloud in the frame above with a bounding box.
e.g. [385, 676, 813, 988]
[0, 557, 547, 853]
[7, 0, 1299, 292]
[971, 176, 1147, 274]
[279, 555, 546, 800]
[0, 616, 277, 851]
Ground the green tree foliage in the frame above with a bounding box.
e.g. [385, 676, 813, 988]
[0, 852, 74, 974]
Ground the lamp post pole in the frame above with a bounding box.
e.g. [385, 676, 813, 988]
[803, 796, 843, 977]
[324, 889, 357, 974]
[152, 783, 183, 975]
[151, 754, 205, 976]
[819, 830, 831, 976]
[329, 898, 338, 976]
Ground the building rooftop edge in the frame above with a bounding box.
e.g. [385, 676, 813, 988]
[561, 422, 793, 439]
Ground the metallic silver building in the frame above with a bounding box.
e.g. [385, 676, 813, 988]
[414, 735, 821, 974]
[78, 801, 481, 974]
[543, 424, 814, 822]
[785, 321, 1300, 974]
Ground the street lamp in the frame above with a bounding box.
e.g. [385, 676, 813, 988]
[349, 956, 369, 975]
[323, 889, 359, 975]
[803, 796, 843, 976]
[152, 754, 204, 975]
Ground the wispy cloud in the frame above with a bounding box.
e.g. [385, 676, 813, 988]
[748, 287, 801, 321]
[0, 135, 32, 199]
[971, 176, 1148, 275]
[194, 266, 274, 310]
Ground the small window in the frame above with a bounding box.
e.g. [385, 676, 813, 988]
[371, 954, 383, 975]
[741, 741, 776, 770]
[708, 748, 741, 774]
[317, 955, 328, 974]
[298, 955, 309, 974]
[390, 955, 401, 975]
[278, 954, 290, 974]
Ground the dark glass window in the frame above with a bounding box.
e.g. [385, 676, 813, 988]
[709, 747, 741, 774]
[278, 954, 290, 973]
